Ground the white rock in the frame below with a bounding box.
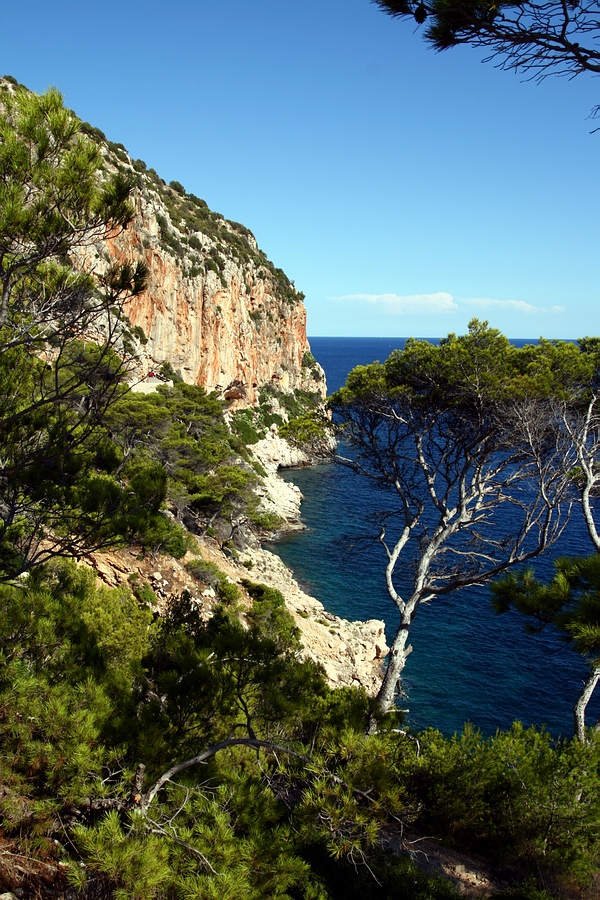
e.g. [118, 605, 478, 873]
[242, 544, 388, 695]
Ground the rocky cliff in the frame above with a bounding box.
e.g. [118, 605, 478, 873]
[47, 103, 384, 694]
[81, 134, 325, 406]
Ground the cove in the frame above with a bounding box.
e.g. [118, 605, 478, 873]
[266, 337, 600, 737]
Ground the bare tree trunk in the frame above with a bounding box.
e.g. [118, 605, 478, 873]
[574, 666, 600, 742]
[580, 485, 600, 551]
[369, 616, 413, 732]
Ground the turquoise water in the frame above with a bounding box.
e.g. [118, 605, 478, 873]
[266, 337, 600, 737]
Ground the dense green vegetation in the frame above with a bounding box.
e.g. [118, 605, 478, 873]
[230, 383, 331, 455]
[0, 82, 598, 899]
[1, 560, 598, 897]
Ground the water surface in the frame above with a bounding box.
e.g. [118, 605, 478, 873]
[267, 336, 600, 736]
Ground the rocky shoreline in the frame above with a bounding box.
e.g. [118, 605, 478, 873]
[240, 544, 387, 695]
[251, 428, 308, 529]
[91, 533, 387, 697]
[248, 431, 388, 692]
[89, 437, 387, 696]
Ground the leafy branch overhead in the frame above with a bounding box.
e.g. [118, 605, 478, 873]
[373, 0, 600, 85]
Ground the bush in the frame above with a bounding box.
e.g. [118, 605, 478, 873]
[186, 557, 240, 604]
[185, 557, 223, 587]
[131, 324, 148, 345]
[231, 409, 264, 445]
[280, 411, 332, 452]
[242, 580, 300, 649]
[136, 515, 191, 558]
[158, 360, 183, 382]
[393, 722, 600, 883]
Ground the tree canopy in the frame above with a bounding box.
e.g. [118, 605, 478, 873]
[373, 0, 600, 87]
[0, 84, 150, 578]
[330, 320, 598, 724]
[1, 557, 598, 897]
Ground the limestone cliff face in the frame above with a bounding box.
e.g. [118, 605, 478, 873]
[94, 149, 324, 406]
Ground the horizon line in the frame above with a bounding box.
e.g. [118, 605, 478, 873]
[307, 334, 580, 342]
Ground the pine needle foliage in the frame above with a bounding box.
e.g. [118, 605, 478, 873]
[0, 84, 598, 900]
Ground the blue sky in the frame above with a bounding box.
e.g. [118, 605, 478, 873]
[2, 0, 598, 339]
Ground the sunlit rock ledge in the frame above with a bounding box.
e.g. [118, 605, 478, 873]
[251, 425, 336, 530]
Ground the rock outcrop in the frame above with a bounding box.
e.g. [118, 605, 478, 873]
[79, 144, 326, 406]
[240, 545, 388, 695]
[68, 116, 385, 694]
[89, 539, 387, 696]
[250, 426, 331, 528]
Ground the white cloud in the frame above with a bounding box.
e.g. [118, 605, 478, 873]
[332, 292, 566, 317]
[461, 297, 559, 315]
[331, 292, 458, 314]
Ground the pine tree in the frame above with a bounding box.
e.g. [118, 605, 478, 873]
[0, 84, 147, 578]
[492, 555, 600, 741]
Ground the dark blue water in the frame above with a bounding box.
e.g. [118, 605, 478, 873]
[267, 337, 600, 737]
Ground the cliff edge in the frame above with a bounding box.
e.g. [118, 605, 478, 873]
[74, 131, 325, 406]
[16, 92, 383, 695]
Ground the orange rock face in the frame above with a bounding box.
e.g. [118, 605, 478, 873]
[101, 179, 324, 406]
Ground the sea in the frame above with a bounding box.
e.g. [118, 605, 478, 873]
[266, 336, 600, 737]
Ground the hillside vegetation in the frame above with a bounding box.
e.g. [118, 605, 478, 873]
[0, 79, 598, 900]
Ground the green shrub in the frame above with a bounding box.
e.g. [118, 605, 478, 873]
[107, 141, 128, 163]
[128, 573, 158, 605]
[158, 360, 183, 382]
[185, 557, 223, 587]
[280, 411, 332, 451]
[242, 580, 301, 649]
[80, 121, 107, 142]
[186, 557, 240, 604]
[0, 561, 152, 833]
[393, 722, 600, 883]
[259, 407, 284, 429]
[231, 409, 264, 445]
[218, 579, 240, 605]
[136, 515, 190, 559]
[250, 510, 283, 531]
[133, 324, 148, 344]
